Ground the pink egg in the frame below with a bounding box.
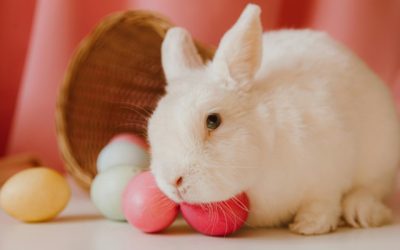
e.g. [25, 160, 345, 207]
[110, 133, 149, 150]
[181, 193, 249, 236]
[122, 171, 179, 233]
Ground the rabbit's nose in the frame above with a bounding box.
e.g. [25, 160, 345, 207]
[174, 176, 183, 187]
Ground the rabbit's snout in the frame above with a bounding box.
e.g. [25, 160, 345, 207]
[170, 176, 190, 201]
[175, 176, 183, 187]
[173, 176, 189, 195]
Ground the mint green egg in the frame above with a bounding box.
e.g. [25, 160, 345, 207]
[90, 166, 141, 221]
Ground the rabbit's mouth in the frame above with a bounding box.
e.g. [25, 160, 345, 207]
[174, 188, 185, 202]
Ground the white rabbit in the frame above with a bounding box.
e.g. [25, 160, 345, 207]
[147, 4, 400, 235]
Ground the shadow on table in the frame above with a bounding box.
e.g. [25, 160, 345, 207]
[50, 214, 103, 223]
[162, 220, 197, 236]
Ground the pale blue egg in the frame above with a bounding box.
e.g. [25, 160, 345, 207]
[90, 166, 142, 221]
[96, 140, 149, 173]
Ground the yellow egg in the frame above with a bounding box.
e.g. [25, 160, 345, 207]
[0, 167, 71, 222]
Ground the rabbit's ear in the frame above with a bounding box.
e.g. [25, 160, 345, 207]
[162, 27, 203, 83]
[212, 4, 262, 89]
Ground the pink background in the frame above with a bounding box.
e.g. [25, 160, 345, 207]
[1, 0, 400, 171]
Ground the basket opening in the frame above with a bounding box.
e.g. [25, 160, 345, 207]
[62, 16, 167, 186]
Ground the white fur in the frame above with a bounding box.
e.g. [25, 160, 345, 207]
[148, 4, 400, 235]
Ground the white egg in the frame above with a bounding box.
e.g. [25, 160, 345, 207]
[90, 165, 141, 221]
[97, 140, 149, 173]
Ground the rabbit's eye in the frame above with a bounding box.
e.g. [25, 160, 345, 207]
[206, 113, 222, 131]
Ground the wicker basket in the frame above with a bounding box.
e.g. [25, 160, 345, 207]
[56, 10, 214, 189]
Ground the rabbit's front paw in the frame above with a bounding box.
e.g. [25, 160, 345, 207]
[290, 199, 340, 235]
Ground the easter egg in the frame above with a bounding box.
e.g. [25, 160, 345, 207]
[122, 171, 179, 233]
[110, 133, 149, 150]
[0, 167, 71, 222]
[91, 165, 141, 221]
[181, 193, 249, 236]
[97, 136, 150, 173]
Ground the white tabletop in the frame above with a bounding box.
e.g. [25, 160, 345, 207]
[1, 178, 400, 250]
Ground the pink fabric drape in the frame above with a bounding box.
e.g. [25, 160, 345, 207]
[0, 0, 36, 156]
[1, 0, 400, 171]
